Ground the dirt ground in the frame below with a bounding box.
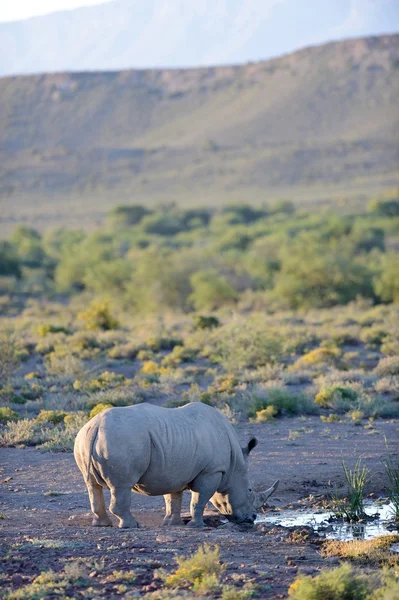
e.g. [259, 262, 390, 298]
[1, 417, 398, 599]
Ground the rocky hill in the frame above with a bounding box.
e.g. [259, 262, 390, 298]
[0, 34, 398, 232]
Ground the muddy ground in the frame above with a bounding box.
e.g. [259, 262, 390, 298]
[1, 417, 398, 599]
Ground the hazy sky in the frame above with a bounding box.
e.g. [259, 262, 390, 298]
[0, 0, 398, 71]
[0, 1, 111, 21]
[0, 0, 398, 33]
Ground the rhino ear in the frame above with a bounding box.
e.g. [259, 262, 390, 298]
[243, 437, 258, 457]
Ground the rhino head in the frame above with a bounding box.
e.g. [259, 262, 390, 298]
[210, 437, 279, 524]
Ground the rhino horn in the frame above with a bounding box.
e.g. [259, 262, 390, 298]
[256, 480, 279, 508]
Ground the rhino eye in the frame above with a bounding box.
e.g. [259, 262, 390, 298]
[248, 488, 252, 493]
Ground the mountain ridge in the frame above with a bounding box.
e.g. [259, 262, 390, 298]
[0, 33, 398, 234]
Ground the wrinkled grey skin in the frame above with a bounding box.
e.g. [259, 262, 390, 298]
[74, 402, 278, 529]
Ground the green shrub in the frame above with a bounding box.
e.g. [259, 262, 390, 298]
[162, 345, 198, 367]
[315, 386, 359, 409]
[0, 333, 21, 385]
[145, 335, 182, 351]
[36, 410, 67, 425]
[107, 343, 139, 359]
[204, 320, 283, 371]
[320, 413, 342, 422]
[255, 406, 278, 422]
[331, 460, 371, 522]
[78, 300, 119, 330]
[0, 419, 51, 447]
[73, 371, 130, 393]
[288, 563, 371, 600]
[0, 240, 21, 277]
[165, 544, 225, 594]
[249, 388, 317, 418]
[360, 326, 388, 348]
[193, 315, 221, 330]
[189, 270, 237, 311]
[273, 243, 374, 309]
[89, 403, 113, 419]
[37, 324, 70, 336]
[108, 204, 152, 228]
[374, 356, 399, 376]
[373, 253, 399, 303]
[0, 407, 19, 424]
[368, 197, 399, 217]
[63, 412, 89, 428]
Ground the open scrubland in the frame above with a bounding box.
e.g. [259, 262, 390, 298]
[1, 195, 399, 598]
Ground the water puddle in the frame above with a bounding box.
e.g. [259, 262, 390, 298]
[257, 501, 398, 541]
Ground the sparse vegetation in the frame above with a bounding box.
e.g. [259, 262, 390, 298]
[330, 460, 372, 522]
[161, 544, 255, 599]
[322, 535, 399, 567]
[382, 448, 399, 521]
[288, 563, 399, 600]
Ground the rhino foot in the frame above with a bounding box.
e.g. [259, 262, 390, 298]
[92, 515, 112, 527]
[186, 519, 205, 528]
[118, 517, 140, 529]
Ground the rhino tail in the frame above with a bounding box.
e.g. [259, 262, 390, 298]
[85, 421, 100, 483]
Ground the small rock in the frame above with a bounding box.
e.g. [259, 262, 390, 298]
[89, 571, 98, 578]
[156, 536, 175, 543]
[11, 574, 23, 586]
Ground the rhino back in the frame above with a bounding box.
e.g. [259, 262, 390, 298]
[92, 403, 243, 495]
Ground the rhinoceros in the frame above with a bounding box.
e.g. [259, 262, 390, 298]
[74, 402, 278, 528]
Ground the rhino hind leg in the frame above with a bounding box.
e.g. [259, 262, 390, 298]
[163, 492, 184, 526]
[188, 473, 222, 528]
[109, 486, 139, 529]
[88, 481, 112, 527]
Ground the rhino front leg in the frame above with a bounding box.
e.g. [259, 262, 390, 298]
[88, 481, 112, 527]
[109, 486, 139, 528]
[188, 473, 222, 528]
[163, 492, 184, 526]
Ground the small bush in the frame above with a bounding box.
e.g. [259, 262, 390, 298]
[249, 388, 317, 418]
[373, 253, 399, 303]
[331, 460, 371, 522]
[322, 535, 399, 567]
[36, 410, 67, 425]
[382, 451, 399, 521]
[210, 374, 239, 394]
[63, 411, 89, 428]
[0, 333, 21, 385]
[37, 324, 70, 336]
[255, 406, 278, 422]
[320, 413, 342, 422]
[0, 419, 51, 447]
[360, 326, 388, 348]
[0, 407, 19, 424]
[107, 343, 139, 359]
[193, 315, 221, 330]
[145, 335, 183, 351]
[315, 385, 360, 409]
[78, 299, 119, 331]
[162, 345, 198, 367]
[141, 360, 162, 376]
[374, 356, 399, 376]
[292, 345, 342, 370]
[288, 563, 373, 600]
[46, 352, 86, 377]
[189, 270, 237, 311]
[89, 403, 113, 419]
[73, 371, 130, 393]
[204, 320, 283, 371]
[165, 544, 225, 595]
[39, 413, 89, 452]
